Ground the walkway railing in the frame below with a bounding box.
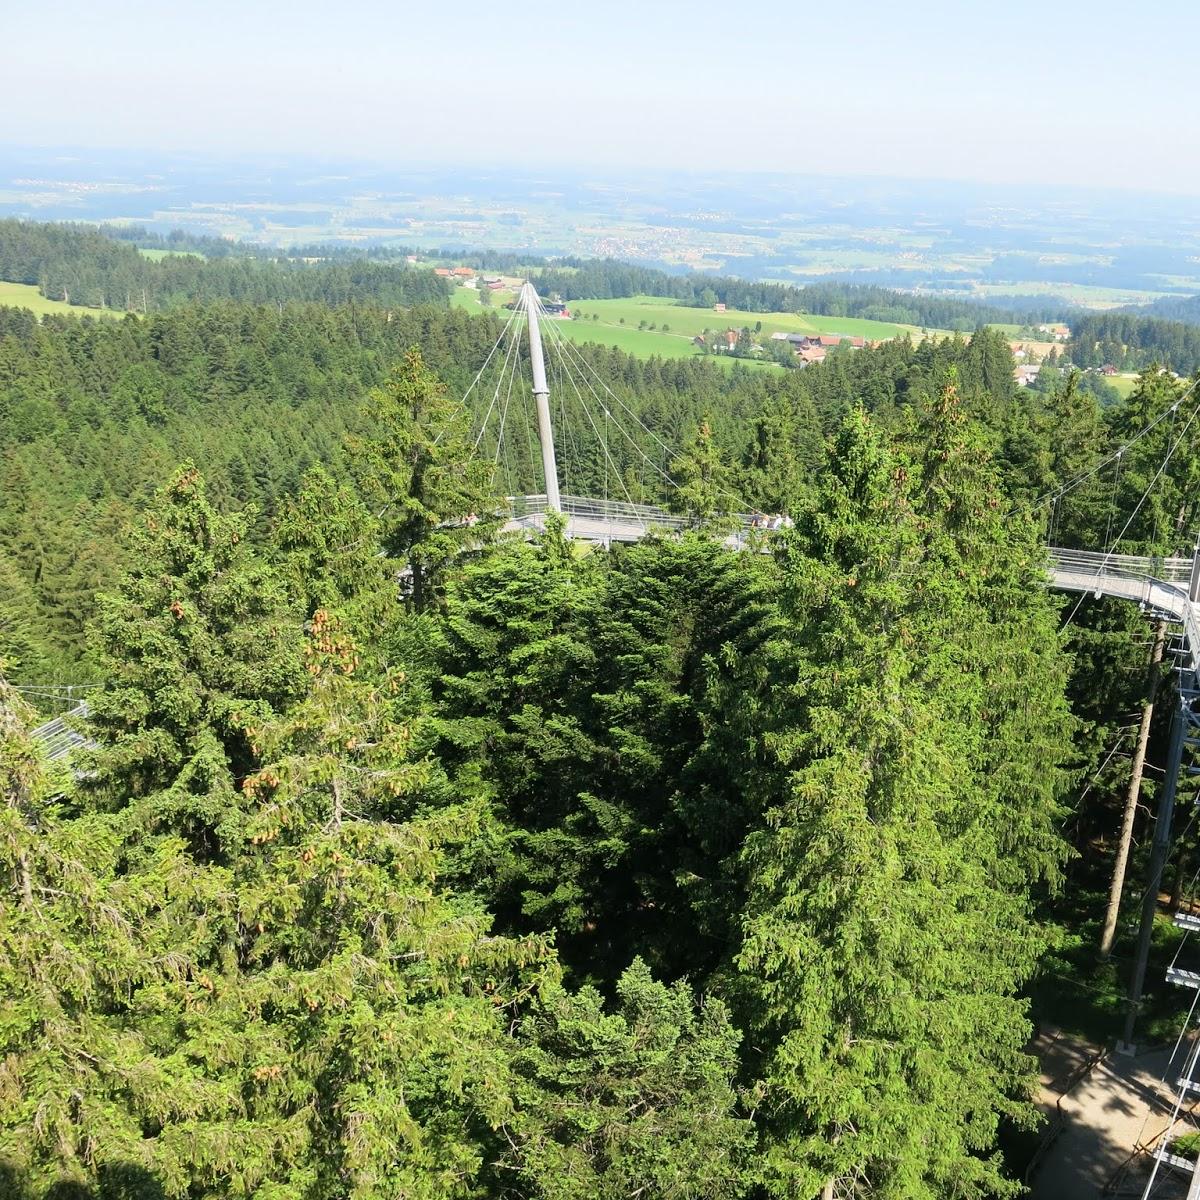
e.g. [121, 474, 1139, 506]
[509, 493, 691, 530]
[507, 494, 763, 531]
[1047, 547, 1200, 673]
[29, 701, 93, 761]
[1048, 548, 1193, 586]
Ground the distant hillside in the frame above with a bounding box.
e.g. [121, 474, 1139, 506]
[0, 219, 1069, 334]
[1068, 311, 1200, 374]
[453, 250, 1064, 331]
[1133, 293, 1200, 325]
[0, 220, 451, 314]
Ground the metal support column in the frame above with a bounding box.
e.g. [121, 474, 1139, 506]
[1121, 686, 1188, 1050]
[521, 281, 561, 513]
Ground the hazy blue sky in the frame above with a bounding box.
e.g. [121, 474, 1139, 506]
[7, 0, 1199, 192]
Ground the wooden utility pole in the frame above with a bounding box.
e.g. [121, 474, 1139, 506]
[1100, 620, 1168, 958]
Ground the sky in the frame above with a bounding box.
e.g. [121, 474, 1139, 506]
[6, 0, 1200, 193]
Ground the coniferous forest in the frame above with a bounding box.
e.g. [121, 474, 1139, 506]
[4, 222, 1200, 1200]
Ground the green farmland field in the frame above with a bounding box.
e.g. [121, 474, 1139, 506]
[452, 287, 932, 367]
[565, 295, 925, 342]
[0, 281, 123, 319]
[1107, 374, 1139, 400]
[546, 312, 778, 369]
[137, 247, 205, 261]
[451, 286, 517, 312]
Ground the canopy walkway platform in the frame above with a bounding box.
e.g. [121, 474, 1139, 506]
[504, 494, 1200, 673]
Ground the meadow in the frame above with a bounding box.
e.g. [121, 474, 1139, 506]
[565, 295, 923, 341]
[452, 287, 930, 367]
[1106, 374, 1139, 400]
[0, 281, 122, 318]
[137, 247, 205, 261]
[548, 313, 779, 370]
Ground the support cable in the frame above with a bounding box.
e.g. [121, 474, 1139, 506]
[1060, 400, 1200, 632]
[544, 322, 643, 516]
[1140, 1030, 1200, 1198]
[539, 294, 682, 464]
[1032, 373, 1200, 517]
[540, 315, 682, 496]
[538, 296, 754, 515]
[1104, 451, 1125, 559]
[437, 302, 521, 447]
[492, 327, 524, 494]
[472, 313, 523, 456]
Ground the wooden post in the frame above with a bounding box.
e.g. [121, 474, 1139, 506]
[1100, 620, 1168, 957]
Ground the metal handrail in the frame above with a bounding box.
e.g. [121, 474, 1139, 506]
[508, 493, 763, 530]
[30, 701, 93, 761]
[1048, 547, 1192, 585]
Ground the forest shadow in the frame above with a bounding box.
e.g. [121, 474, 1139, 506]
[0, 1162, 166, 1200]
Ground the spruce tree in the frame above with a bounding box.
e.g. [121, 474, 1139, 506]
[497, 958, 755, 1199]
[348, 349, 498, 613]
[82, 463, 303, 859]
[668, 418, 736, 525]
[737, 402, 1070, 1199]
[274, 464, 394, 642]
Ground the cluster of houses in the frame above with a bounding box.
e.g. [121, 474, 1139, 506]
[771, 330, 870, 366]
[432, 266, 510, 293]
[692, 328, 875, 366]
[1037, 323, 1071, 341]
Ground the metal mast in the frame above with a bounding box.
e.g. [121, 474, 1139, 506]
[1121, 533, 1200, 1054]
[521, 281, 561, 512]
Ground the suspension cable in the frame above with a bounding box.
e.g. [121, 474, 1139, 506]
[472, 312, 523, 455]
[1032, 373, 1200, 519]
[1060, 399, 1200, 632]
[491, 322, 524, 493]
[436, 303, 521, 447]
[539, 313, 682, 496]
[542, 319, 644, 516]
[1103, 450, 1124, 555]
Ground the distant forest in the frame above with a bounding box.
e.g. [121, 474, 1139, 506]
[462, 249, 1059, 329]
[1067, 312, 1200, 374]
[9, 220, 1200, 377]
[0, 220, 1046, 329]
[0, 221, 452, 312]
[1135, 292, 1200, 325]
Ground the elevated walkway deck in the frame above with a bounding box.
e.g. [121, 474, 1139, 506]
[505, 496, 1200, 670]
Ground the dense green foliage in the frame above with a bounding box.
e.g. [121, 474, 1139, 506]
[0, 295, 1028, 684]
[1132, 292, 1200, 326]
[0, 221, 451, 313]
[3, 227, 1198, 1198]
[1068, 311, 1200, 374]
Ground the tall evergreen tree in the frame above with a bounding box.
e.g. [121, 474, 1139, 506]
[82, 464, 303, 859]
[348, 349, 498, 613]
[668, 418, 737, 524]
[737, 401, 1069, 1199]
[497, 957, 755, 1199]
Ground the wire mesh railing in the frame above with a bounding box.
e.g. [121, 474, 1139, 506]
[507, 493, 767, 531]
[1048, 548, 1193, 586]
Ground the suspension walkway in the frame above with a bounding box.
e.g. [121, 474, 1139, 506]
[505, 493, 1200, 672]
